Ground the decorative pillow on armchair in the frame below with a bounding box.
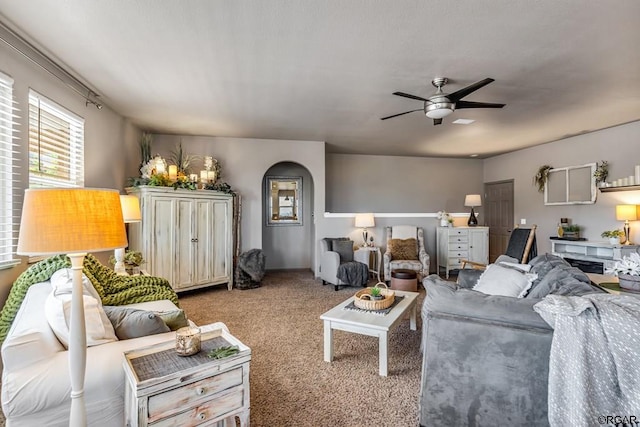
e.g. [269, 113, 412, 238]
[389, 238, 418, 260]
[333, 239, 354, 263]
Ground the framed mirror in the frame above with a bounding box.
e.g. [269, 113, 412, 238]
[544, 163, 596, 205]
[265, 176, 302, 226]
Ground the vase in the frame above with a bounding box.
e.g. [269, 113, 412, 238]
[609, 237, 620, 245]
[618, 274, 640, 292]
[440, 219, 448, 227]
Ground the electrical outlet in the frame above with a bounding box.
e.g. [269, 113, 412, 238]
[520, 218, 527, 225]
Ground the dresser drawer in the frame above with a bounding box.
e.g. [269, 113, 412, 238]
[148, 367, 243, 421]
[448, 235, 469, 244]
[448, 243, 467, 251]
[151, 385, 245, 426]
[448, 250, 468, 259]
[447, 229, 469, 237]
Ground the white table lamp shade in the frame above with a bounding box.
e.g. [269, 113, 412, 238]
[616, 204, 638, 221]
[120, 195, 142, 223]
[354, 213, 375, 228]
[17, 188, 128, 255]
[464, 194, 482, 207]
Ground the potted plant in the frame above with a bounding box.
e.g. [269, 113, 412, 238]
[562, 224, 581, 239]
[601, 229, 624, 245]
[437, 211, 452, 227]
[369, 286, 384, 301]
[606, 252, 640, 291]
[110, 250, 145, 275]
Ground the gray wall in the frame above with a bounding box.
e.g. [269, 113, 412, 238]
[483, 120, 640, 255]
[262, 162, 314, 270]
[0, 41, 140, 305]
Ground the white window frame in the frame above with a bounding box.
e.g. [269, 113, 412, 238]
[0, 71, 20, 269]
[28, 89, 84, 188]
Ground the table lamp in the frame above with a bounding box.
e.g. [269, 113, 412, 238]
[354, 213, 375, 247]
[464, 194, 482, 226]
[17, 188, 127, 427]
[113, 195, 142, 275]
[616, 204, 638, 245]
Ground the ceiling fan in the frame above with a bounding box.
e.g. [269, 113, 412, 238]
[381, 77, 505, 125]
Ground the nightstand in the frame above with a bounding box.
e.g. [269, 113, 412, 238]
[123, 323, 251, 427]
[354, 246, 382, 281]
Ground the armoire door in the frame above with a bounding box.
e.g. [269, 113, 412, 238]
[469, 228, 489, 264]
[193, 199, 214, 286]
[173, 198, 195, 289]
[148, 197, 176, 283]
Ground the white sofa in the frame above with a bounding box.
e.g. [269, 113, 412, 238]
[1, 280, 188, 426]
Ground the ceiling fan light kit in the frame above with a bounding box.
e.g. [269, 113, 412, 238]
[381, 77, 505, 125]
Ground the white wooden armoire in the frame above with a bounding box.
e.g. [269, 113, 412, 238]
[127, 186, 234, 291]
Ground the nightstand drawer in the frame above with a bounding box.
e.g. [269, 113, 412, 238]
[148, 366, 243, 420]
[152, 385, 244, 426]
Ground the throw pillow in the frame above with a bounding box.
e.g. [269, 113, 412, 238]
[473, 264, 537, 298]
[50, 268, 102, 302]
[388, 238, 418, 260]
[45, 292, 118, 349]
[103, 306, 170, 340]
[333, 239, 354, 263]
[156, 309, 190, 330]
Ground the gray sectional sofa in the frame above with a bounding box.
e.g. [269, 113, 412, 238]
[419, 254, 604, 427]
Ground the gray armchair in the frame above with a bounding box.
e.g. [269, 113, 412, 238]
[319, 238, 368, 291]
[383, 226, 429, 281]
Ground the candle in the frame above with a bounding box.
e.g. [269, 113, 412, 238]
[175, 327, 201, 356]
[190, 173, 198, 182]
[200, 170, 208, 182]
[168, 165, 178, 181]
[208, 171, 217, 182]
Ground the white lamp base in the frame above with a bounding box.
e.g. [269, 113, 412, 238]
[113, 247, 127, 275]
[68, 253, 87, 427]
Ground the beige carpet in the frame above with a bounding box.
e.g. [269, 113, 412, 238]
[0, 271, 425, 426]
[180, 270, 425, 427]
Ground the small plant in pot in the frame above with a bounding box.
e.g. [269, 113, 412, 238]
[562, 224, 581, 238]
[369, 286, 384, 301]
[601, 229, 624, 245]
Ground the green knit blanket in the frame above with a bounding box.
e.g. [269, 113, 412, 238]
[0, 254, 179, 343]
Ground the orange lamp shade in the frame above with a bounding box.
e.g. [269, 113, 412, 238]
[616, 204, 638, 222]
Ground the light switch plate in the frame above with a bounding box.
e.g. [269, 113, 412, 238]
[520, 218, 527, 225]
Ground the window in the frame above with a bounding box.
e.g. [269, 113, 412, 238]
[0, 71, 20, 269]
[28, 90, 84, 188]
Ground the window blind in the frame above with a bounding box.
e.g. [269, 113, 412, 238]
[28, 90, 84, 188]
[0, 71, 20, 269]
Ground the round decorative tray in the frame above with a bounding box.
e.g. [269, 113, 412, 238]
[354, 282, 395, 310]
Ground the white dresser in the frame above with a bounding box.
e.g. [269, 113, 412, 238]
[127, 186, 234, 292]
[437, 226, 489, 278]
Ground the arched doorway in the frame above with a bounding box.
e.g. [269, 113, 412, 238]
[262, 162, 315, 270]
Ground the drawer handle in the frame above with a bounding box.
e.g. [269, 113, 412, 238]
[197, 412, 206, 421]
[196, 387, 205, 396]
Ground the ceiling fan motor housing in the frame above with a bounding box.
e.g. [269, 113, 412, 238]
[425, 96, 454, 119]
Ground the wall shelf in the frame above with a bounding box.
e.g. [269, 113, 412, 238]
[599, 185, 640, 192]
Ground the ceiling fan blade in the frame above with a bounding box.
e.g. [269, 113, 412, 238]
[392, 91, 429, 102]
[447, 78, 495, 102]
[433, 118, 442, 126]
[456, 100, 506, 109]
[380, 109, 423, 120]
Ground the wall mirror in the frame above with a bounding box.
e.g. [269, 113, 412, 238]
[544, 163, 596, 205]
[265, 176, 302, 226]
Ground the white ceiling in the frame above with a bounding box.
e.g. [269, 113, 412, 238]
[1, 0, 639, 158]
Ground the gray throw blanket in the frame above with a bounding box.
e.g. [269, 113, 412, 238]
[534, 294, 640, 426]
[337, 261, 369, 287]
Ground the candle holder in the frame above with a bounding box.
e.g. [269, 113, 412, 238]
[175, 326, 201, 356]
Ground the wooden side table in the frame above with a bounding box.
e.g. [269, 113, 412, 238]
[123, 323, 251, 426]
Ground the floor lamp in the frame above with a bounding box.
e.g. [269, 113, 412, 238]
[17, 188, 127, 427]
[113, 195, 142, 275]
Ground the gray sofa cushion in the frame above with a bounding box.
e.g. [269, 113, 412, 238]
[423, 274, 551, 330]
[526, 265, 603, 299]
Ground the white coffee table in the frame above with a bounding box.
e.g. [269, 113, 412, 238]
[320, 290, 419, 376]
